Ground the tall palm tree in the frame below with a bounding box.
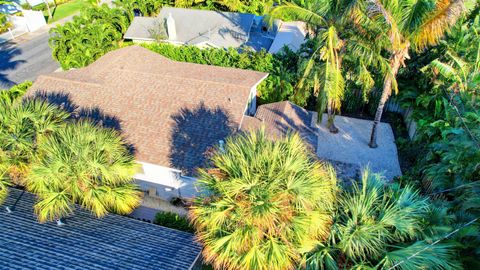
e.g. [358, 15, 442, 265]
[366, 0, 466, 148]
[305, 170, 462, 269]
[26, 120, 141, 223]
[269, 1, 384, 133]
[190, 130, 337, 270]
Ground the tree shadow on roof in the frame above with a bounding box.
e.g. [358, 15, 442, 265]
[169, 102, 234, 176]
[259, 104, 318, 150]
[30, 90, 136, 154]
[0, 42, 26, 89]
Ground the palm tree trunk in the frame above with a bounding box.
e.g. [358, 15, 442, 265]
[326, 100, 339, 133]
[369, 46, 409, 148]
[44, 0, 52, 20]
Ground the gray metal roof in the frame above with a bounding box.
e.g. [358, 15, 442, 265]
[157, 7, 254, 48]
[124, 16, 158, 41]
[0, 188, 202, 270]
[125, 8, 256, 48]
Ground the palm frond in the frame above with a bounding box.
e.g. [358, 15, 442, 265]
[268, 2, 327, 28]
[380, 241, 462, 270]
[409, 0, 465, 51]
[190, 130, 337, 270]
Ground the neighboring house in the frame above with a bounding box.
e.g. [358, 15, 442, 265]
[1, 188, 203, 269]
[124, 7, 307, 53]
[27, 45, 268, 201]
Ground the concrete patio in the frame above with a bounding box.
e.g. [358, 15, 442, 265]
[315, 113, 402, 180]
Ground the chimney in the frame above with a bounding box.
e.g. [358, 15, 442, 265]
[167, 13, 177, 40]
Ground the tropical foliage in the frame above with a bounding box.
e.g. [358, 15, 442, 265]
[26, 121, 141, 222]
[153, 211, 194, 232]
[49, 5, 130, 70]
[0, 83, 141, 222]
[268, 0, 384, 133]
[0, 12, 12, 34]
[113, 0, 272, 17]
[363, 0, 468, 147]
[190, 130, 337, 270]
[396, 11, 480, 268]
[305, 170, 461, 270]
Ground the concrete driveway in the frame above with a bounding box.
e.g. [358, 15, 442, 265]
[0, 32, 59, 89]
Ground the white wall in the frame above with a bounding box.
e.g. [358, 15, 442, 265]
[22, 10, 45, 31]
[134, 161, 199, 200]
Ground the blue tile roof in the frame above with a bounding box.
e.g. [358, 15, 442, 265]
[0, 189, 202, 270]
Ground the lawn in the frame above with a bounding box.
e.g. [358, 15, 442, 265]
[44, 0, 88, 23]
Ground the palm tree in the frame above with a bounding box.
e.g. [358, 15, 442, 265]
[269, 1, 384, 133]
[305, 170, 462, 269]
[0, 98, 69, 186]
[190, 130, 337, 270]
[25, 120, 141, 223]
[366, 0, 466, 148]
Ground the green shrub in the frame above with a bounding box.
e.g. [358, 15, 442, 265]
[49, 6, 130, 70]
[153, 211, 194, 233]
[0, 20, 11, 34]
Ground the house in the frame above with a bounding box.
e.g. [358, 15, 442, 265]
[27, 45, 268, 201]
[0, 188, 203, 269]
[124, 7, 307, 53]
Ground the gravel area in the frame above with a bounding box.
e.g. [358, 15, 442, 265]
[315, 113, 402, 180]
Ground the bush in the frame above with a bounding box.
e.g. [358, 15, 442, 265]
[153, 211, 194, 233]
[49, 6, 130, 70]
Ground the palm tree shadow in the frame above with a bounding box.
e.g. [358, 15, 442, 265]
[0, 42, 26, 89]
[169, 103, 234, 176]
[30, 90, 136, 154]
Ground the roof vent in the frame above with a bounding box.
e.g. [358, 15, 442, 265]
[5, 206, 12, 213]
[167, 13, 177, 40]
[56, 218, 65, 226]
[219, 140, 225, 153]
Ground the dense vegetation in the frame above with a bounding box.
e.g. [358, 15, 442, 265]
[190, 130, 336, 270]
[305, 170, 460, 269]
[0, 83, 141, 222]
[44, 0, 480, 268]
[49, 5, 131, 70]
[395, 11, 480, 268]
[153, 211, 194, 232]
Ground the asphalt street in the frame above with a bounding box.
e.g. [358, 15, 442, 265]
[0, 32, 59, 89]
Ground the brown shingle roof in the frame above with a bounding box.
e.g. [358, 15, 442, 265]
[28, 46, 268, 175]
[240, 101, 317, 149]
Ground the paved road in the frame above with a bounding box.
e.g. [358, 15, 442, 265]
[0, 32, 59, 89]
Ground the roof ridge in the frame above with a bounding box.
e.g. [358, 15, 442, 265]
[36, 74, 102, 88]
[111, 67, 261, 89]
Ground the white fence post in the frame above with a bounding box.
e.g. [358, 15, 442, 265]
[8, 28, 14, 39]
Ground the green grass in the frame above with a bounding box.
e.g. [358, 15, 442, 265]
[44, 0, 88, 23]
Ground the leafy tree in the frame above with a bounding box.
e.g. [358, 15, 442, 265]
[305, 170, 461, 270]
[396, 11, 480, 267]
[269, 1, 386, 133]
[190, 130, 337, 270]
[366, 0, 467, 148]
[26, 121, 141, 223]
